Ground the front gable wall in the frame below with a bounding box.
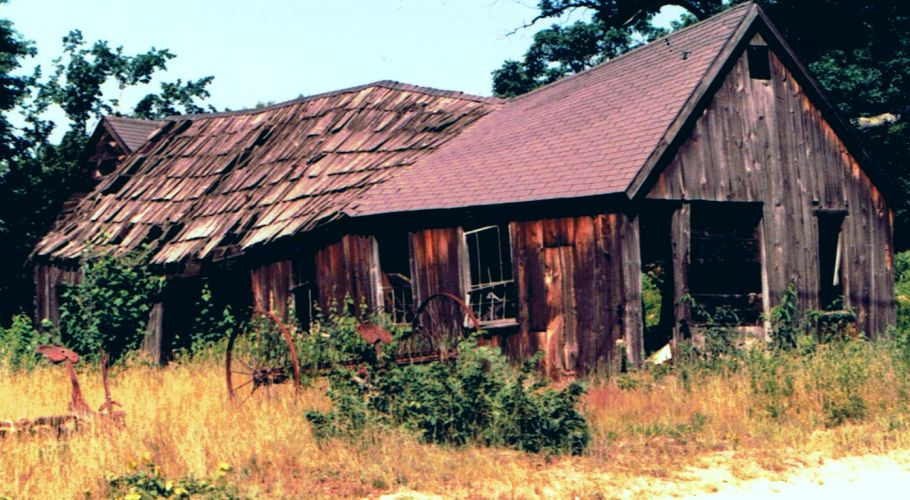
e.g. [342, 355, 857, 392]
[646, 36, 894, 335]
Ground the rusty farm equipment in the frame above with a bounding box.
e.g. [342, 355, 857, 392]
[224, 293, 483, 401]
[0, 345, 125, 439]
[225, 309, 302, 403]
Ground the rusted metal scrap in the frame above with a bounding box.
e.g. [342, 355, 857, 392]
[0, 345, 125, 439]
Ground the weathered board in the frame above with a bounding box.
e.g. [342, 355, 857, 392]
[314, 234, 378, 316]
[409, 227, 466, 305]
[509, 213, 641, 376]
[251, 260, 294, 318]
[647, 37, 895, 336]
[33, 262, 82, 326]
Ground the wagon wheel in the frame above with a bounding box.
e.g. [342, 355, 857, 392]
[226, 310, 301, 403]
[400, 293, 482, 362]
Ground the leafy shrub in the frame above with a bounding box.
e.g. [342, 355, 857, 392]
[677, 295, 742, 373]
[810, 339, 870, 427]
[306, 337, 590, 455]
[298, 301, 380, 372]
[768, 285, 801, 349]
[172, 284, 237, 359]
[0, 314, 50, 371]
[895, 250, 910, 332]
[107, 457, 241, 499]
[641, 265, 663, 330]
[58, 248, 163, 363]
[745, 348, 795, 419]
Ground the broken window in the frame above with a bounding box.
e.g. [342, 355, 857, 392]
[748, 44, 771, 80]
[688, 202, 763, 325]
[817, 211, 846, 310]
[464, 224, 517, 323]
[375, 231, 414, 324]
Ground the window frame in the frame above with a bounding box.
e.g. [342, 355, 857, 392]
[372, 232, 415, 325]
[461, 223, 518, 326]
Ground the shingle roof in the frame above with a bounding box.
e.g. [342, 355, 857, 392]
[348, 3, 754, 216]
[35, 4, 766, 266]
[35, 82, 501, 264]
[103, 116, 165, 152]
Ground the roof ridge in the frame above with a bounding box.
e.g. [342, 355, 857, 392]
[165, 80, 503, 122]
[506, 1, 755, 103]
[104, 115, 165, 124]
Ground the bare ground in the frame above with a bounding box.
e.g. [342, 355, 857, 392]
[378, 449, 910, 499]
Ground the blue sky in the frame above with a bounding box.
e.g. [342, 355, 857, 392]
[6, 0, 683, 118]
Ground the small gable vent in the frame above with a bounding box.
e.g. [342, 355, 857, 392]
[748, 44, 771, 80]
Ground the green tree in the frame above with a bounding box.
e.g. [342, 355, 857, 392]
[58, 248, 162, 364]
[492, 0, 727, 97]
[0, 6, 215, 320]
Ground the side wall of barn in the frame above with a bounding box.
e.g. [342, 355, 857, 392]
[259, 213, 643, 376]
[646, 37, 895, 337]
[33, 262, 82, 326]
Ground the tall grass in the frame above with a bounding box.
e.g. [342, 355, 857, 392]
[3, 336, 910, 498]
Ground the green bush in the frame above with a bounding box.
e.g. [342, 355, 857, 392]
[810, 339, 870, 427]
[641, 265, 663, 330]
[107, 458, 241, 499]
[895, 250, 910, 332]
[58, 248, 163, 364]
[768, 285, 801, 349]
[745, 348, 795, 419]
[0, 314, 50, 371]
[306, 337, 590, 455]
[172, 284, 237, 360]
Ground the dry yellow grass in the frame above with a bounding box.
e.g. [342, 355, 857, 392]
[2, 346, 910, 499]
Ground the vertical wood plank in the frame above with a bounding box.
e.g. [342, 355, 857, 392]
[621, 213, 643, 366]
[671, 204, 691, 346]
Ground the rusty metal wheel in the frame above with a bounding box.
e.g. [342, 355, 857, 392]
[398, 293, 482, 362]
[226, 310, 301, 403]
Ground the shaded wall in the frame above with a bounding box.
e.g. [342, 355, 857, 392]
[509, 214, 641, 376]
[33, 262, 81, 325]
[646, 38, 895, 336]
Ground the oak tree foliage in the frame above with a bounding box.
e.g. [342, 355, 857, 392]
[0, 3, 215, 319]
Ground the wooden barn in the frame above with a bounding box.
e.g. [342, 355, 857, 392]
[32, 3, 895, 373]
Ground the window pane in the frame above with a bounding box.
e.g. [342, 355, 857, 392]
[464, 224, 516, 322]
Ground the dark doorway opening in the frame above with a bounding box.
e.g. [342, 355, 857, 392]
[375, 231, 414, 325]
[688, 201, 763, 325]
[639, 205, 676, 354]
[293, 248, 317, 328]
[817, 211, 846, 310]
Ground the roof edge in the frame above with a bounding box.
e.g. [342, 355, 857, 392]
[750, 6, 896, 205]
[163, 80, 504, 122]
[626, 1, 896, 206]
[99, 116, 131, 153]
[503, 2, 755, 105]
[625, 2, 759, 199]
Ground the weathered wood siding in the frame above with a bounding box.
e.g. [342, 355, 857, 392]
[409, 227, 466, 305]
[314, 234, 378, 315]
[508, 213, 641, 376]
[251, 260, 294, 318]
[33, 262, 81, 326]
[647, 39, 895, 336]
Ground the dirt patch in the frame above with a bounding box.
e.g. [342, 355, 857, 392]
[377, 449, 910, 499]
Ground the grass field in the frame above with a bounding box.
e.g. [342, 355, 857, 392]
[3, 339, 910, 498]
